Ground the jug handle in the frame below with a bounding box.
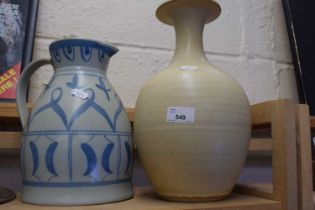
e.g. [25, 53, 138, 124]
[16, 59, 52, 130]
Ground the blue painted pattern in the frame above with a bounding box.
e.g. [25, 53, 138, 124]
[24, 130, 131, 136]
[66, 74, 83, 89]
[29, 142, 39, 177]
[22, 70, 132, 188]
[49, 39, 118, 64]
[22, 133, 132, 187]
[96, 76, 111, 101]
[51, 48, 61, 62]
[81, 46, 92, 62]
[98, 49, 107, 63]
[23, 178, 130, 187]
[81, 143, 97, 176]
[45, 142, 58, 177]
[124, 141, 132, 175]
[102, 143, 114, 174]
[62, 45, 75, 61]
[29, 88, 67, 129]
[28, 84, 122, 132]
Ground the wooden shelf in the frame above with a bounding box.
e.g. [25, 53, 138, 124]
[0, 103, 273, 152]
[0, 102, 275, 129]
[2, 187, 281, 210]
[0, 100, 312, 210]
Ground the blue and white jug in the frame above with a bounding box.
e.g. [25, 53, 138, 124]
[16, 39, 133, 205]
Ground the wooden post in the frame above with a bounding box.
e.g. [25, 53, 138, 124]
[270, 100, 297, 210]
[295, 104, 313, 210]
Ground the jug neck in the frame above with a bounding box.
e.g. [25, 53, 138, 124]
[49, 39, 118, 73]
[53, 65, 109, 76]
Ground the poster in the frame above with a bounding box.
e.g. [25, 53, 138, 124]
[0, 0, 38, 100]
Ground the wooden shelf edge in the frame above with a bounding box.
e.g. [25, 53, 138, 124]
[2, 187, 281, 210]
[0, 134, 272, 152]
[0, 102, 32, 119]
[0, 101, 283, 133]
[0, 100, 294, 128]
[249, 138, 272, 151]
[0, 132, 21, 149]
[0, 103, 134, 122]
[234, 183, 273, 200]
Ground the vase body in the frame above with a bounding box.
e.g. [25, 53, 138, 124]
[134, 0, 251, 201]
[16, 39, 133, 205]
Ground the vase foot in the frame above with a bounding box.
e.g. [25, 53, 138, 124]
[160, 193, 229, 202]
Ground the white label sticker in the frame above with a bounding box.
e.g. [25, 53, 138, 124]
[179, 66, 198, 71]
[71, 89, 89, 100]
[167, 106, 195, 124]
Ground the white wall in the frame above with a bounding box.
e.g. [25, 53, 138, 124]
[29, 0, 299, 108]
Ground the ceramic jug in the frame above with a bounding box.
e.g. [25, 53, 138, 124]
[16, 39, 133, 205]
[134, 0, 251, 201]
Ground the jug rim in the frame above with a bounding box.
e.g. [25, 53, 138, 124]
[49, 38, 119, 57]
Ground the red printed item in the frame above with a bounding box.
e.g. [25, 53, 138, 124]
[0, 63, 21, 99]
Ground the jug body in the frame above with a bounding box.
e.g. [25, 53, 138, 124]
[17, 39, 133, 205]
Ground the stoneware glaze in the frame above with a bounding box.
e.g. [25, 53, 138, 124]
[16, 39, 133, 205]
[134, 0, 251, 202]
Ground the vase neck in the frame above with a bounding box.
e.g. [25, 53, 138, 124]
[170, 9, 208, 66]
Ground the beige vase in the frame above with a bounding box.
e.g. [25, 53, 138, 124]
[134, 0, 251, 202]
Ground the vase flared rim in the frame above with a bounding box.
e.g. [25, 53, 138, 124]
[49, 38, 119, 57]
[156, 0, 221, 26]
